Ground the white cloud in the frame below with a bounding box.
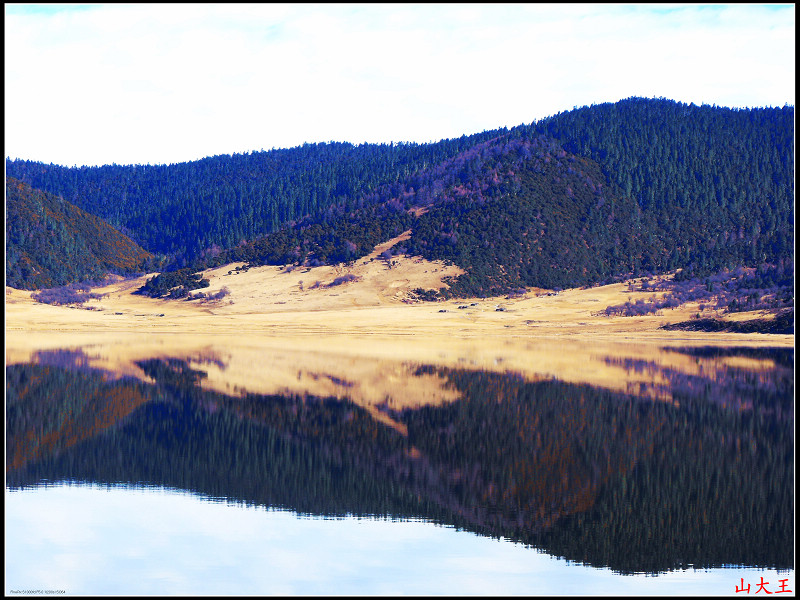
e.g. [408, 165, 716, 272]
[4, 3, 795, 166]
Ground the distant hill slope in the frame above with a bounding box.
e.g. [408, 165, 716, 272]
[6, 97, 794, 297]
[6, 178, 153, 289]
[534, 98, 794, 279]
[5, 134, 499, 263]
[180, 116, 791, 297]
[198, 135, 643, 296]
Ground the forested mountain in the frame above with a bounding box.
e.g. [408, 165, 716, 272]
[5, 178, 153, 289]
[5, 133, 500, 264]
[534, 98, 795, 278]
[6, 97, 794, 296]
[189, 135, 645, 296]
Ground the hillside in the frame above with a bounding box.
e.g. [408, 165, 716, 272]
[5, 178, 154, 289]
[6, 97, 794, 297]
[536, 99, 795, 278]
[136, 135, 645, 297]
[6, 228, 793, 346]
[5, 135, 500, 262]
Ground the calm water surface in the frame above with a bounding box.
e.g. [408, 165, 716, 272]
[5, 339, 794, 595]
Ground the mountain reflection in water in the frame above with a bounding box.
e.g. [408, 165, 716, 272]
[6, 342, 794, 575]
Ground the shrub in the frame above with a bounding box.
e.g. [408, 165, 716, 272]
[187, 286, 230, 302]
[134, 267, 210, 298]
[32, 284, 106, 306]
[600, 264, 793, 318]
[411, 288, 441, 302]
[208, 286, 231, 300]
[328, 274, 360, 287]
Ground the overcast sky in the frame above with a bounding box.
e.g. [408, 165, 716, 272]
[4, 3, 795, 167]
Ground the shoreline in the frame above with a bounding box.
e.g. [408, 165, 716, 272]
[6, 263, 793, 415]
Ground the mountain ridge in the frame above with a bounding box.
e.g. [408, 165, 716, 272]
[6, 97, 794, 297]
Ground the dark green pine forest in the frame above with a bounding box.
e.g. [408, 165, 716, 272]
[5, 97, 794, 297]
[6, 177, 154, 289]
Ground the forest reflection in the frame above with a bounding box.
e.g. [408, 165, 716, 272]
[6, 342, 793, 575]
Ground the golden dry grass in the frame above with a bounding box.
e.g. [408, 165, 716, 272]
[6, 234, 793, 425]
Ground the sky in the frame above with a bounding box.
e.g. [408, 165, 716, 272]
[4, 3, 795, 168]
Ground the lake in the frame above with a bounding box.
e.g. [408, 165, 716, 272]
[5, 335, 795, 595]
